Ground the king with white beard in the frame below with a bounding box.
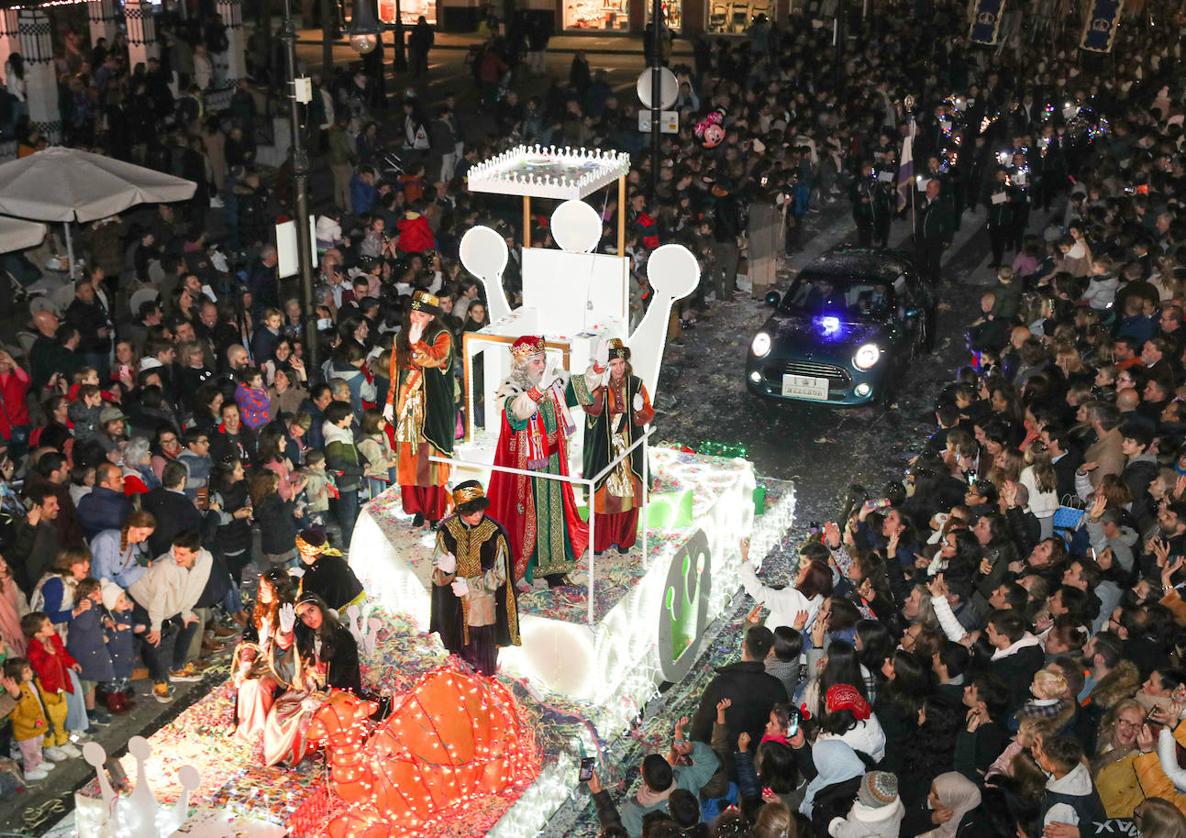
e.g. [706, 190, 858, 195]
[485, 335, 608, 589]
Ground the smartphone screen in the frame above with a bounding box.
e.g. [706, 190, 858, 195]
[788, 710, 800, 738]
[579, 757, 595, 782]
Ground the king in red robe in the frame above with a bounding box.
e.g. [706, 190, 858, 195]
[486, 335, 607, 588]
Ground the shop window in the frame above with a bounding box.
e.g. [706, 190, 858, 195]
[564, 0, 630, 30]
[378, 0, 436, 25]
[646, 0, 683, 32]
[705, 0, 772, 33]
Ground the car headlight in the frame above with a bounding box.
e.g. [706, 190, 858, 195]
[853, 343, 881, 370]
[751, 332, 772, 358]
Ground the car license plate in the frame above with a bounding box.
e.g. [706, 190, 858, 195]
[781, 374, 829, 401]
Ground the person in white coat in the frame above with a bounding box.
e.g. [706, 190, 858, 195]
[192, 45, 213, 91]
[739, 538, 833, 631]
[1019, 445, 1060, 539]
[127, 530, 212, 702]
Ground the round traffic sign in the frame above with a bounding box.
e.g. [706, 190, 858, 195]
[637, 67, 679, 111]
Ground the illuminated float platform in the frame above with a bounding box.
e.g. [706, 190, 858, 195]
[350, 440, 795, 709]
[343, 145, 800, 834]
[350, 450, 796, 837]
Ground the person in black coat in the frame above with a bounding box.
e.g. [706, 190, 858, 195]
[209, 459, 253, 584]
[917, 178, 954, 285]
[980, 609, 1045, 714]
[953, 673, 1011, 782]
[193, 548, 239, 624]
[295, 527, 364, 612]
[294, 593, 362, 695]
[140, 462, 204, 558]
[689, 625, 788, 776]
[251, 471, 298, 565]
[408, 17, 435, 78]
[63, 280, 112, 375]
[210, 402, 258, 467]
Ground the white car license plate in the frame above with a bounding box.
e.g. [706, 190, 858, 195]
[781, 374, 829, 401]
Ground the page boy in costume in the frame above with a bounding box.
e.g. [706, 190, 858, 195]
[294, 527, 365, 612]
[430, 481, 519, 675]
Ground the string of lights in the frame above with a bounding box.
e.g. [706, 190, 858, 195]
[309, 665, 541, 837]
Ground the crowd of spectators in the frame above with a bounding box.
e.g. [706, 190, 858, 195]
[571, 1, 1186, 838]
[1, 0, 1186, 834]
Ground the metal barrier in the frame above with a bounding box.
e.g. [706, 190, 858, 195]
[431, 425, 656, 626]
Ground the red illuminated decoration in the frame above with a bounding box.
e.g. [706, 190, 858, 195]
[306, 663, 540, 836]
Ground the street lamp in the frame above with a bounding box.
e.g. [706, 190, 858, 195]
[350, 0, 381, 54]
[280, 0, 321, 372]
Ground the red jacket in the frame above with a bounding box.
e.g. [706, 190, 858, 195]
[0, 367, 30, 439]
[27, 634, 78, 694]
[396, 214, 435, 254]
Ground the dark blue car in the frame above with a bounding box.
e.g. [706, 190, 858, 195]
[746, 248, 936, 406]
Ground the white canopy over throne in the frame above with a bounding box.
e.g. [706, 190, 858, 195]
[458, 145, 700, 440]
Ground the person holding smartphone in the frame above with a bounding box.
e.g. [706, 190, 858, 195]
[582, 758, 625, 835]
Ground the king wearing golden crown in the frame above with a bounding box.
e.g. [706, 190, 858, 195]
[385, 290, 456, 527]
[486, 335, 608, 588]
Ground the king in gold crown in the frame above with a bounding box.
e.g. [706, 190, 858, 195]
[510, 335, 546, 363]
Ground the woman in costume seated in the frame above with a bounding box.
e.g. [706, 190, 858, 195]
[262, 593, 362, 766]
[230, 568, 297, 741]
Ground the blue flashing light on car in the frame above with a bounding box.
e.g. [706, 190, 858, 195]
[746, 248, 936, 407]
[815, 315, 842, 337]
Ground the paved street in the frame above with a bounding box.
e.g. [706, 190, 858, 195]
[291, 28, 682, 102]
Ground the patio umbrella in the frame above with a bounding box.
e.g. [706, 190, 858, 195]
[0, 146, 196, 276]
[0, 216, 46, 254]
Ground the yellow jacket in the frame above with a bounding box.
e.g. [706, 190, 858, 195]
[9, 681, 48, 742]
[1094, 752, 1144, 817]
[1131, 718, 1186, 817]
